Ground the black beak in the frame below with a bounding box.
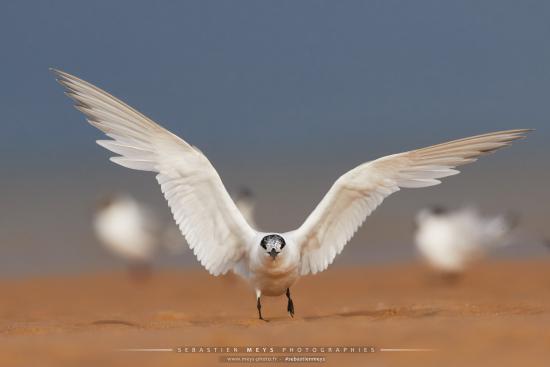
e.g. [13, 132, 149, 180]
[269, 249, 278, 259]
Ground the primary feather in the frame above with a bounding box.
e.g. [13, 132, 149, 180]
[291, 129, 530, 275]
[53, 69, 256, 276]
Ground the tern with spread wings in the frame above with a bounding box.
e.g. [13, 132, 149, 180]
[53, 69, 530, 320]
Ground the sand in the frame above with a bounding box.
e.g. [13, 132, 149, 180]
[1, 259, 549, 366]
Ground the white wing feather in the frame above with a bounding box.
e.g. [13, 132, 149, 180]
[291, 129, 530, 275]
[53, 69, 256, 276]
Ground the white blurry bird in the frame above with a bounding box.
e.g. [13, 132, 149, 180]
[414, 206, 514, 274]
[234, 187, 259, 230]
[54, 69, 530, 320]
[94, 189, 256, 272]
[94, 194, 158, 279]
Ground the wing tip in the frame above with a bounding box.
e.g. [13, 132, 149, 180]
[50, 67, 68, 80]
[505, 128, 534, 138]
[515, 128, 534, 133]
[51, 68, 76, 90]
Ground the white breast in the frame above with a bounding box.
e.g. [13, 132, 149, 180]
[245, 234, 301, 296]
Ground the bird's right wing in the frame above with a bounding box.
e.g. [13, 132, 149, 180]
[53, 69, 257, 275]
[290, 129, 530, 275]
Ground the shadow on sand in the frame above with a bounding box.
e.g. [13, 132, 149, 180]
[302, 307, 441, 321]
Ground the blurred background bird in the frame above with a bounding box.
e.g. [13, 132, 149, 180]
[414, 206, 516, 280]
[234, 187, 259, 230]
[93, 194, 160, 281]
[93, 188, 258, 281]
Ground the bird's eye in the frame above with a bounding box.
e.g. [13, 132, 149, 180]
[280, 241, 285, 249]
[260, 239, 267, 250]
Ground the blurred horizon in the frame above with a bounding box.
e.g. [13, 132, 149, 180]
[1, 1, 549, 277]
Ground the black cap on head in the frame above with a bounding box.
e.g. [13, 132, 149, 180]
[260, 234, 286, 259]
[95, 194, 118, 211]
[429, 205, 448, 216]
[236, 187, 254, 201]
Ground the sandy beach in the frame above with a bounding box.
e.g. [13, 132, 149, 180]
[1, 259, 549, 366]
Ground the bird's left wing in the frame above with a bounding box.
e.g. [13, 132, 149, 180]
[53, 69, 257, 275]
[289, 129, 530, 275]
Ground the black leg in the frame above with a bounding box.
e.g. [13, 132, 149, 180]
[286, 288, 294, 317]
[257, 297, 268, 321]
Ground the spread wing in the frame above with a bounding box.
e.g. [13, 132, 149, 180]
[290, 129, 530, 275]
[53, 69, 257, 275]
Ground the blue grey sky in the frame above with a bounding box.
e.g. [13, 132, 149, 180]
[2, 1, 549, 164]
[1, 1, 549, 275]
